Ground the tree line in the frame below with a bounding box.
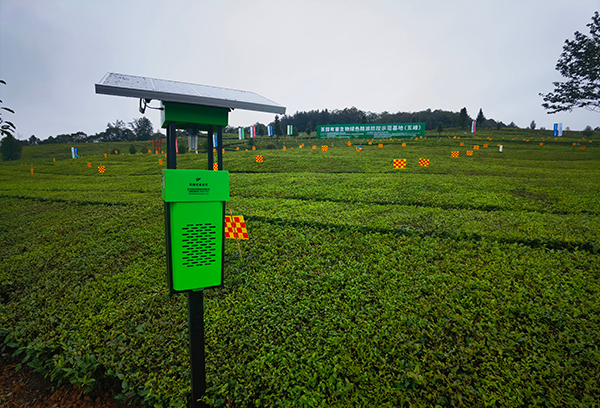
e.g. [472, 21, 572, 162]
[25, 117, 158, 146]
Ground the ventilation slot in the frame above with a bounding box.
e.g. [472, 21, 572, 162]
[181, 223, 217, 268]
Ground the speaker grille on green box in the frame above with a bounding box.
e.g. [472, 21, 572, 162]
[181, 223, 217, 267]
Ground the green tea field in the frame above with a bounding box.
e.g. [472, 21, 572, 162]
[1, 129, 599, 407]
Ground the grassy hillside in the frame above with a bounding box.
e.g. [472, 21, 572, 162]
[1, 129, 599, 407]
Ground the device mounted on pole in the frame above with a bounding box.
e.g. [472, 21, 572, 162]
[96, 73, 286, 407]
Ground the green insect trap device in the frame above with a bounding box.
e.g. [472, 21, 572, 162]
[162, 169, 229, 293]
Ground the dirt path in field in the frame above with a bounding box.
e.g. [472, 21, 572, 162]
[0, 351, 140, 408]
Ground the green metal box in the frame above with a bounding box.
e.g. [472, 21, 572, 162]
[162, 169, 229, 292]
[161, 101, 229, 131]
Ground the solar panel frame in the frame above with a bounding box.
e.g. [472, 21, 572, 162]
[95, 72, 286, 114]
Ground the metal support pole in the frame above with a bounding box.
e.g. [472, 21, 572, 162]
[164, 122, 177, 294]
[216, 126, 223, 170]
[207, 125, 214, 171]
[188, 290, 206, 408]
[167, 122, 177, 169]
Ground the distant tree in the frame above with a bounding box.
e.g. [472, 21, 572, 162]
[130, 117, 154, 140]
[482, 119, 497, 129]
[151, 131, 164, 140]
[530, 120, 537, 130]
[305, 121, 312, 135]
[508, 121, 518, 128]
[476, 109, 486, 125]
[595, 126, 600, 131]
[129, 144, 137, 154]
[458, 107, 470, 128]
[28, 135, 40, 145]
[582, 125, 594, 136]
[273, 115, 283, 136]
[437, 122, 443, 135]
[540, 12, 600, 113]
[0, 134, 23, 161]
[176, 129, 190, 139]
[40, 136, 56, 145]
[103, 120, 134, 142]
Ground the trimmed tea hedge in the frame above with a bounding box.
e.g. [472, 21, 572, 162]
[1, 133, 599, 406]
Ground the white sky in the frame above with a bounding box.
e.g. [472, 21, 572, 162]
[1, 0, 599, 140]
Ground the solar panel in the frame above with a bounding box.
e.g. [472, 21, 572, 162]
[95, 73, 286, 114]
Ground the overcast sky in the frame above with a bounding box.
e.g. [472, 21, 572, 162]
[1, 0, 598, 140]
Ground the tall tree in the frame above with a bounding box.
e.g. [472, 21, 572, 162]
[305, 122, 312, 135]
[458, 107, 469, 128]
[0, 134, 22, 161]
[273, 115, 283, 136]
[540, 12, 600, 113]
[130, 117, 154, 140]
[582, 125, 594, 136]
[0, 80, 16, 138]
[103, 120, 134, 142]
[529, 120, 536, 130]
[476, 108, 486, 124]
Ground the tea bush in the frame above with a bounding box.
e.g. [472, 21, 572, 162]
[1, 131, 599, 406]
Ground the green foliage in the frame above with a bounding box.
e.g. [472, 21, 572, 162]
[1, 131, 599, 407]
[274, 115, 283, 137]
[582, 125, 594, 137]
[129, 144, 137, 154]
[0, 80, 16, 138]
[0, 134, 23, 161]
[129, 117, 154, 141]
[476, 108, 486, 125]
[305, 121, 312, 136]
[102, 120, 135, 143]
[541, 11, 600, 113]
[458, 107, 470, 128]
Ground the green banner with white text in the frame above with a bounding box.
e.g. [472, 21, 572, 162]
[317, 122, 425, 139]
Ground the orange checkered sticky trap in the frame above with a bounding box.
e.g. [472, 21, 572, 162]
[225, 215, 249, 239]
[393, 159, 407, 169]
